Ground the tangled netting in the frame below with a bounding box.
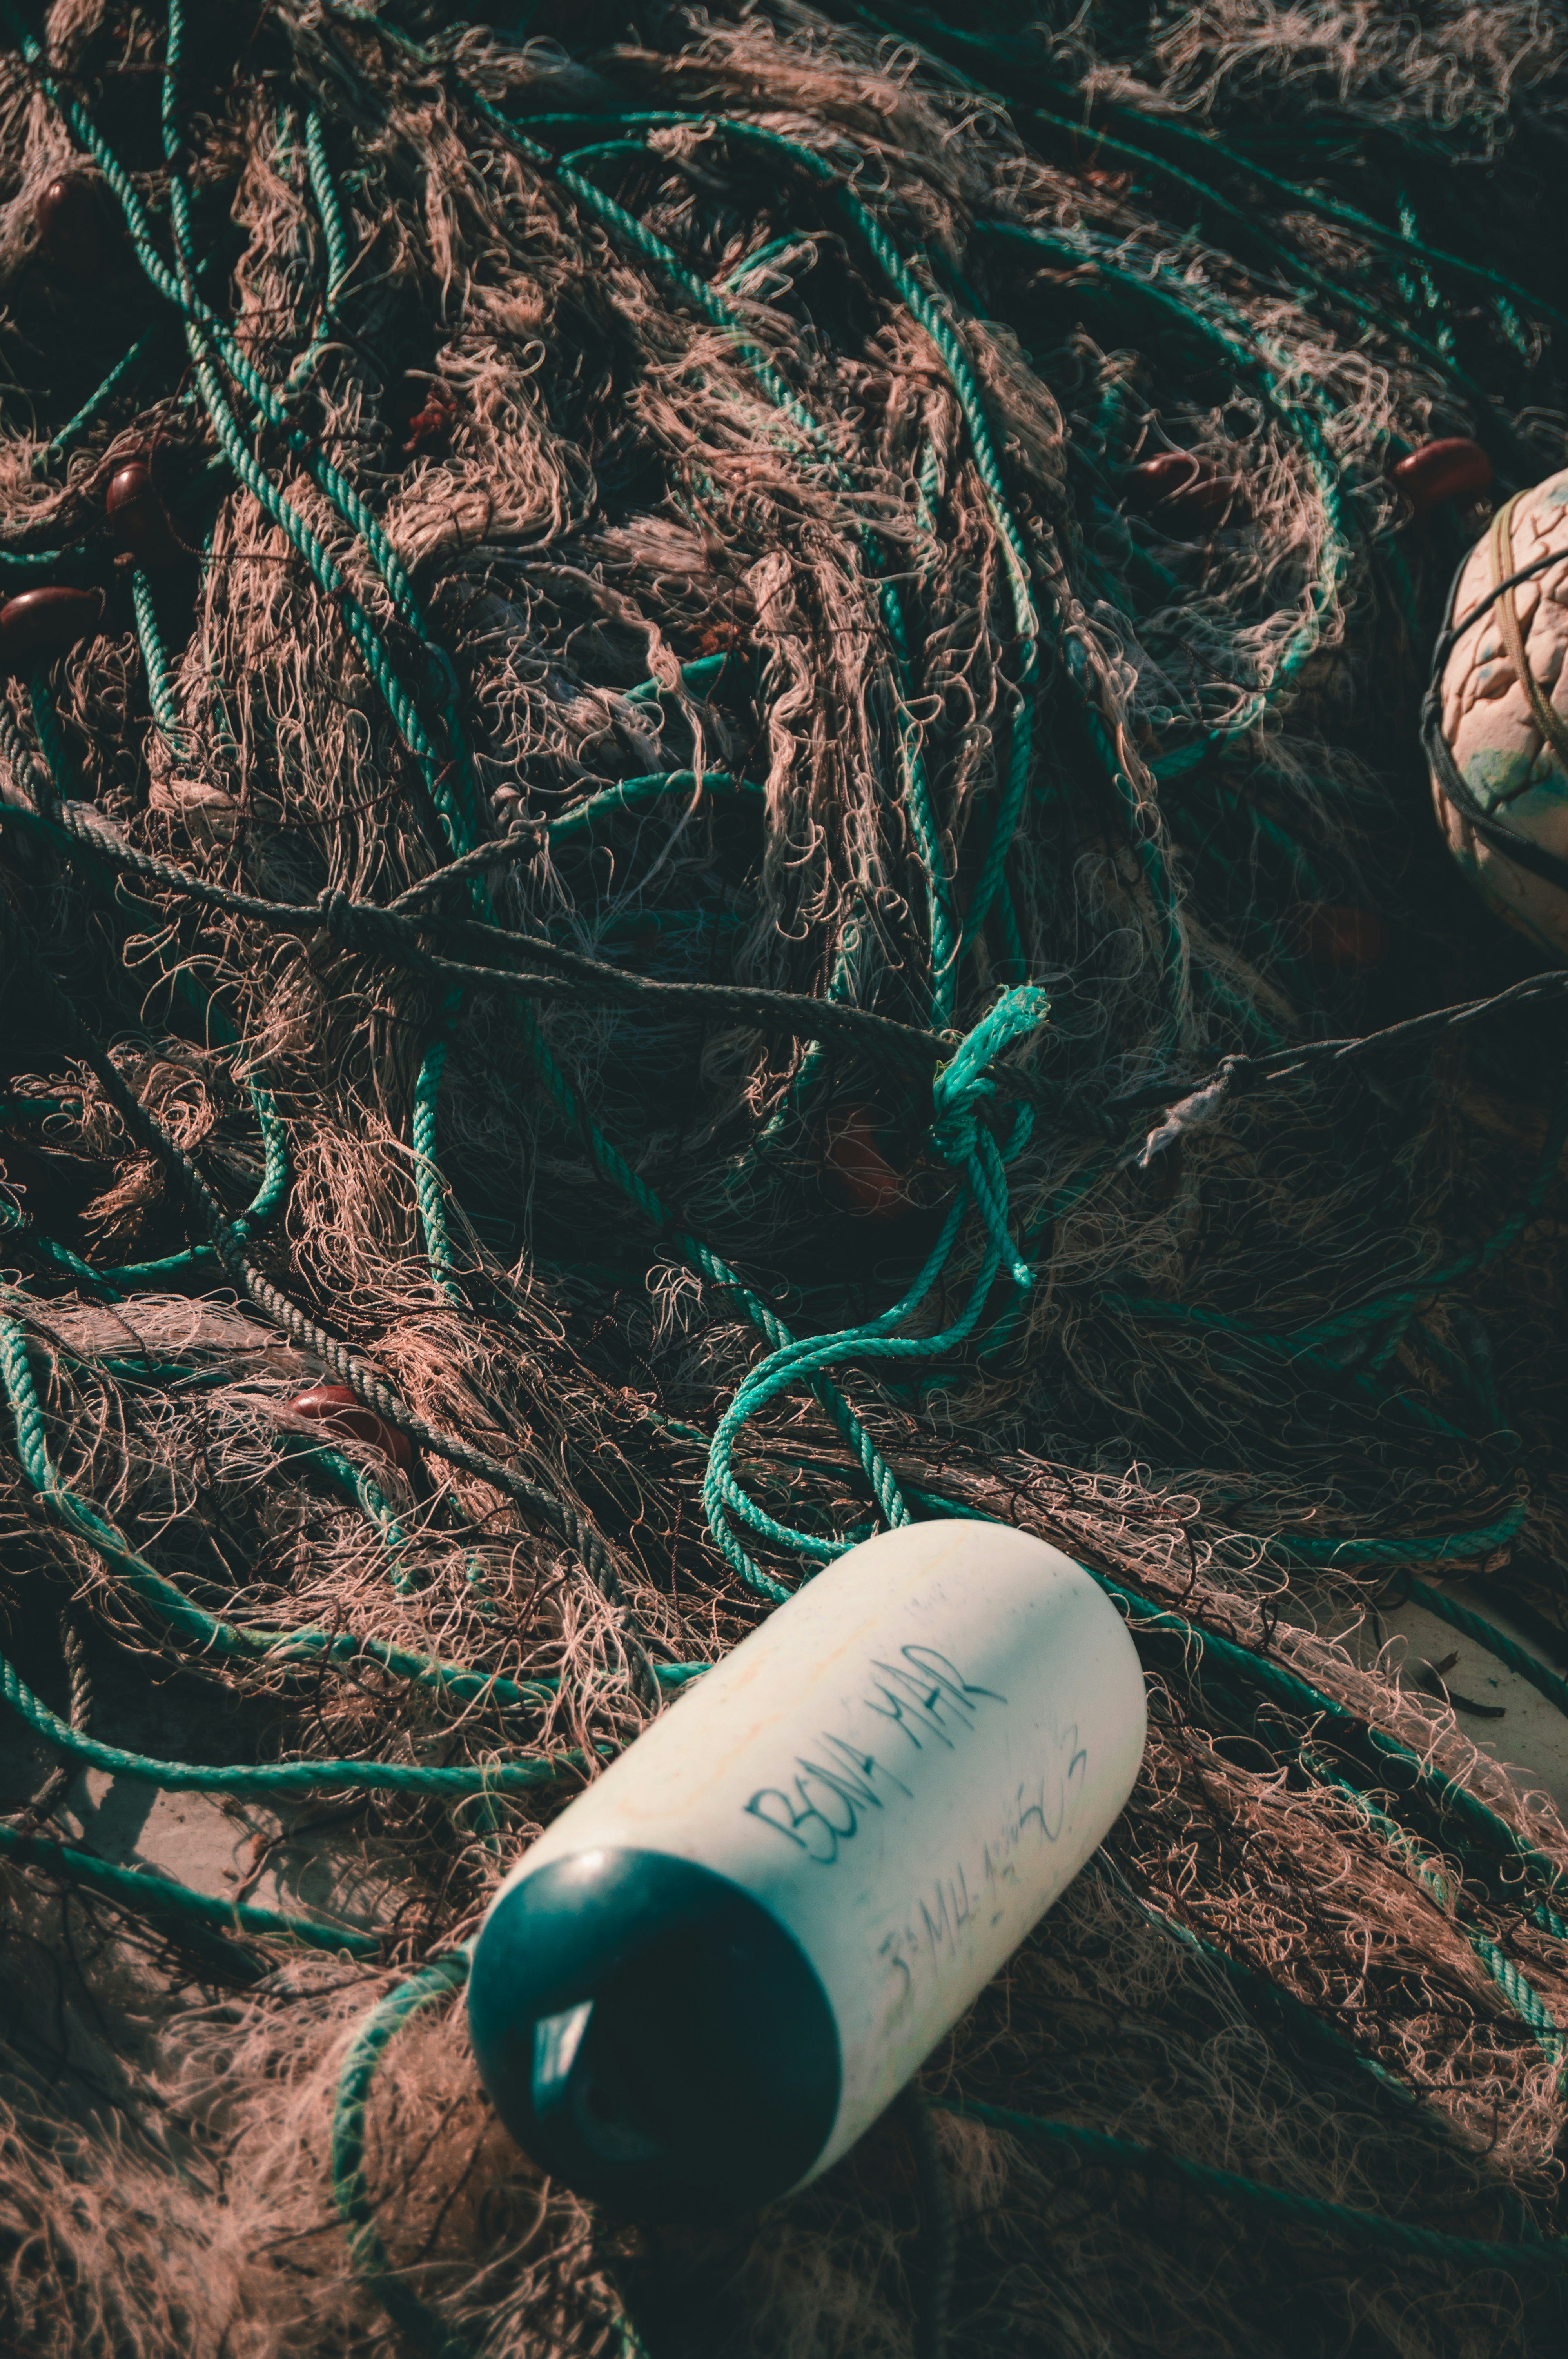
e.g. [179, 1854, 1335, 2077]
[8, 0, 1568, 2352]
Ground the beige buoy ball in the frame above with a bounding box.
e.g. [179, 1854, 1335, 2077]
[1427, 469, 1568, 962]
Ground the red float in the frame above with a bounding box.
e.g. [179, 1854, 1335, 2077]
[394, 377, 456, 457]
[36, 173, 113, 277]
[825, 1106, 905, 1219]
[1391, 437, 1492, 520]
[1293, 903, 1390, 968]
[1123, 449, 1236, 529]
[0, 585, 103, 665]
[284, 1383, 412, 1468]
[106, 457, 183, 567]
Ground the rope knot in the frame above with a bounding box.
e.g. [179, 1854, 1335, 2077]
[316, 886, 362, 947]
[927, 987, 1050, 1291]
[929, 985, 1050, 1161]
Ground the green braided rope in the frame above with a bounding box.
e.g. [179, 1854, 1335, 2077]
[31, 324, 161, 477]
[16, 0, 481, 854]
[329, 1946, 653, 2357]
[411, 1037, 465, 1307]
[206, 53, 476, 1306]
[1274, 1499, 1529, 1570]
[985, 220, 1352, 761]
[0, 1637, 584, 1800]
[0, 1199, 127, 1297]
[183, 337, 469, 848]
[131, 569, 186, 753]
[0, 1817, 379, 1954]
[1099, 1567, 1568, 1905]
[465, 91, 964, 1021]
[1303, 1748, 1565, 2081]
[962, 69, 1549, 421]
[304, 107, 352, 302]
[0, 1310, 621, 1721]
[942, 2095, 1566, 2268]
[546, 769, 760, 841]
[331, 1952, 479, 2359]
[704, 1001, 1046, 1587]
[626, 651, 735, 703]
[519, 105, 1036, 972]
[512, 994, 915, 1590]
[28, 672, 76, 792]
[875, 10, 1567, 354]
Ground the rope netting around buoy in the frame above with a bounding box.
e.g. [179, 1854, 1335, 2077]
[4, 1, 1568, 2352]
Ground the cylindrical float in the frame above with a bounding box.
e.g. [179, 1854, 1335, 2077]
[467, 1520, 1147, 2219]
[1427, 467, 1568, 961]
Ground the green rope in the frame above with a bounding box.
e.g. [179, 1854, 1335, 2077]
[29, 671, 76, 793]
[0, 1817, 379, 1954]
[0, 1637, 583, 1800]
[465, 90, 970, 1023]
[985, 220, 1352, 764]
[0, 1199, 127, 1298]
[330, 1946, 653, 2358]
[546, 769, 760, 841]
[0, 1309, 621, 1721]
[1099, 1567, 1568, 1907]
[131, 569, 186, 754]
[1303, 1748, 1565, 2083]
[513, 995, 915, 1583]
[305, 107, 352, 302]
[411, 1038, 465, 1307]
[31, 325, 161, 477]
[942, 2095, 1566, 2268]
[332, 1952, 479, 2359]
[704, 995, 1047, 1590]
[11, 0, 483, 856]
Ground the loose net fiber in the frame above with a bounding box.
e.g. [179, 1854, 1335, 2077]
[3, 2, 1568, 2354]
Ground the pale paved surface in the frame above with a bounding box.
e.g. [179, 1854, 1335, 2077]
[0, 1636, 401, 1932]
[1354, 1581, 1568, 1817]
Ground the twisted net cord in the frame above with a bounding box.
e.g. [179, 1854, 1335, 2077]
[5, 9, 1568, 2342]
[327, 1948, 1568, 2344]
[24, 15, 936, 1557]
[5, 12, 990, 1817]
[1298, 1747, 1566, 2085]
[327, 1501, 1568, 2346]
[853, 0, 1560, 454]
[22, 9, 1499, 1605]
[7, 926, 657, 1663]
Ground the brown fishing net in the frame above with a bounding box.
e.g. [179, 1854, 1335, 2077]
[3, 1, 1568, 2352]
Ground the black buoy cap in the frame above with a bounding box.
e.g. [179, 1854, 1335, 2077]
[467, 1847, 841, 2221]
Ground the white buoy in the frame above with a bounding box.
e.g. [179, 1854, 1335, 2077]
[467, 1519, 1147, 2219]
[1428, 469, 1568, 961]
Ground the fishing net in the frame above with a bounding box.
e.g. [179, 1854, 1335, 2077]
[2, 0, 1568, 2352]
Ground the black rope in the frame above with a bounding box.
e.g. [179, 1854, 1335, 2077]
[27, 803, 953, 1070]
